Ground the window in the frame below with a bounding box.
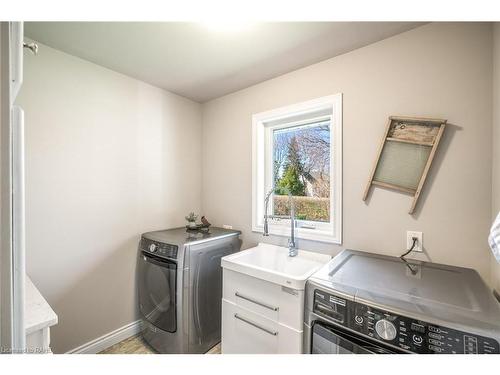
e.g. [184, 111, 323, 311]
[252, 94, 342, 244]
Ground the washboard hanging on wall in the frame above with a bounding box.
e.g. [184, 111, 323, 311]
[362, 116, 446, 214]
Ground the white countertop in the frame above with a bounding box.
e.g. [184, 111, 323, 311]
[25, 276, 58, 335]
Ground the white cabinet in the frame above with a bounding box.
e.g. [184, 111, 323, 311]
[223, 269, 304, 330]
[221, 300, 301, 354]
[221, 269, 305, 354]
[220, 243, 331, 354]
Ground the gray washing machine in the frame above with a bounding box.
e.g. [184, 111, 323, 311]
[137, 227, 241, 353]
[304, 250, 500, 354]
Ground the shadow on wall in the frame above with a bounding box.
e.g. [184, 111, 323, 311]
[363, 122, 461, 222]
[43, 235, 141, 353]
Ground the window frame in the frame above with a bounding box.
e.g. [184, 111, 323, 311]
[252, 94, 343, 244]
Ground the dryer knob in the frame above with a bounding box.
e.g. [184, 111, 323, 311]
[148, 243, 157, 253]
[375, 319, 397, 341]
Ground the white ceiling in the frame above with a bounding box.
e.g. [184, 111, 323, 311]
[25, 22, 423, 102]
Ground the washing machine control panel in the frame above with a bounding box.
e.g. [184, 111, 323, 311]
[141, 238, 178, 259]
[313, 289, 500, 354]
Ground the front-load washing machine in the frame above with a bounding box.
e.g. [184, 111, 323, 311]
[137, 227, 241, 353]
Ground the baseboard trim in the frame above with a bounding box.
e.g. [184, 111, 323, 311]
[66, 320, 142, 354]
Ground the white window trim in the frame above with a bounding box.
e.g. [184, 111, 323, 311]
[252, 93, 343, 244]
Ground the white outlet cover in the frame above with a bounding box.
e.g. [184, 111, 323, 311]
[406, 231, 423, 252]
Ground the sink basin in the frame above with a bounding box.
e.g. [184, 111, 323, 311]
[221, 242, 331, 290]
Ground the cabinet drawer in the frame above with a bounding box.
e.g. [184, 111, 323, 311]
[221, 300, 302, 354]
[223, 269, 304, 330]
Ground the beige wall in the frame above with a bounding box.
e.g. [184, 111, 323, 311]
[202, 23, 494, 284]
[492, 23, 500, 292]
[16, 42, 202, 353]
[15, 22, 499, 353]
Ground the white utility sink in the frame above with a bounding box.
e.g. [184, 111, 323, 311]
[221, 242, 331, 290]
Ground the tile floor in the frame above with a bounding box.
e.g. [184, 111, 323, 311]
[99, 335, 221, 354]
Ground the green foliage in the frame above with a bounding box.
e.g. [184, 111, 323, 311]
[273, 196, 330, 222]
[275, 137, 306, 196]
[185, 212, 198, 222]
[276, 165, 305, 196]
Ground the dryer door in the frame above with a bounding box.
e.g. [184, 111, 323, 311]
[138, 252, 177, 333]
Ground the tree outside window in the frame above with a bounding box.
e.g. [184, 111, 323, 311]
[272, 122, 331, 222]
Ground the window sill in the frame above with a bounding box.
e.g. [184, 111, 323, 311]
[252, 224, 341, 245]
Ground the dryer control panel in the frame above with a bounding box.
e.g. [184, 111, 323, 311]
[313, 290, 500, 354]
[140, 237, 178, 259]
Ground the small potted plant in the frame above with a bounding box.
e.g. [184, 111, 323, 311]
[185, 212, 198, 229]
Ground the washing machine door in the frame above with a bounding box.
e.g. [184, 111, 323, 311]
[312, 322, 399, 354]
[138, 252, 177, 333]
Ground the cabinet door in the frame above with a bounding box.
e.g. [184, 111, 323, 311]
[223, 269, 304, 330]
[221, 300, 301, 354]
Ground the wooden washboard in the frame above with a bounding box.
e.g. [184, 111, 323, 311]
[362, 116, 446, 214]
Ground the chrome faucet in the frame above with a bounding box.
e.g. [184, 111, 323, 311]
[263, 189, 298, 257]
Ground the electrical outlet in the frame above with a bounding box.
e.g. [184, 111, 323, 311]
[406, 231, 423, 252]
[222, 224, 233, 230]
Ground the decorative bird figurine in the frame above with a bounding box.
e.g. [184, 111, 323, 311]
[201, 216, 211, 227]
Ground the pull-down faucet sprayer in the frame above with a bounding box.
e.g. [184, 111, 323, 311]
[263, 189, 273, 237]
[263, 188, 297, 257]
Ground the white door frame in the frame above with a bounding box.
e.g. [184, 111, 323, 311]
[0, 21, 14, 353]
[0, 21, 26, 354]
